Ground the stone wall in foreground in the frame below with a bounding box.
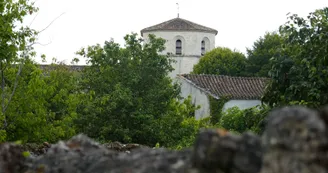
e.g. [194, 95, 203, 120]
[1, 106, 328, 173]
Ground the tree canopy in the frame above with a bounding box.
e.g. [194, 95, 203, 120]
[0, 4, 209, 148]
[0, 0, 38, 141]
[2, 0, 328, 149]
[262, 7, 328, 107]
[192, 33, 284, 78]
[74, 33, 206, 147]
[0, 0, 81, 143]
[245, 32, 284, 77]
[192, 47, 248, 76]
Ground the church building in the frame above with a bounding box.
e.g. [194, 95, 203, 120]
[140, 17, 268, 119]
[140, 17, 218, 79]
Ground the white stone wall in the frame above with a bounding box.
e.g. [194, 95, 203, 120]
[143, 31, 216, 56]
[222, 100, 262, 112]
[168, 56, 200, 79]
[142, 31, 216, 78]
[177, 77, 211, 120]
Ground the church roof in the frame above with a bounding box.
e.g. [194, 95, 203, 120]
[39, 64, 85, 71]
[140, 17, 218, 36]
[178, 74, 270, 100]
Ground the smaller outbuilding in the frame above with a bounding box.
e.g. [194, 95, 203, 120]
[177, 74, 270, 119]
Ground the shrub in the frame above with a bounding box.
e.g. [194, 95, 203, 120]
[219, 105, 271, 134]
[167, 117, 212, 150]
[153, 96, 212, 149]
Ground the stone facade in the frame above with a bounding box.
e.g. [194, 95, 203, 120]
[142, 31, 215, 56]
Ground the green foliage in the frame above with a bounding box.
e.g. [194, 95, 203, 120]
[0, 130, 6, 142]
[154, 97, 211, 149]
[74, 33, 201, 147]
[192, 47, 248, 76]
[0, 0, 39, 141]
[193, 32, 283, 78]
[246, 32, 284, 77]
[169, 117, 212, 150]
[219, 105, 271, 135]
[263, 7, 328, 107]
[0, 0, 38, 63]
[3, 0, 326, 150]
[209, 96, 229, 124]
[1, 60, 79, 143]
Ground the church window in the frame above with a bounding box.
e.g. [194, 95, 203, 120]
[176, 39, 182, 55]
[201, 40, 205, 55]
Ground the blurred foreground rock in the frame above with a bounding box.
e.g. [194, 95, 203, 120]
[260, 106, 328, 173]
[103, 141, 150, 152]
[0, 142, 28, 173]
[0, 106, 327, 173]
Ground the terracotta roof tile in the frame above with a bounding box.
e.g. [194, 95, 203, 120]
[180, 74, 270, 100]
[141, 17, 218, 36]
[39, 64, 85, 71]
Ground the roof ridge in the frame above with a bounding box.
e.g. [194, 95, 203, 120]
[177, 17, 218, 31]
[182, 73, 270, 80]
[141, 17, 218, 36]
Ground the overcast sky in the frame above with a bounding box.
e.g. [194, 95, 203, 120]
[23, 0, 327, 65]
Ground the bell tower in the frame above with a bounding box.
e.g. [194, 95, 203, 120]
[141, 17, 217, 79]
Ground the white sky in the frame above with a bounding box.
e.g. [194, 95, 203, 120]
[23, 0, 327, 65]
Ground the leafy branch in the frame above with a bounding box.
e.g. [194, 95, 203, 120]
[0, 2, 66, 129]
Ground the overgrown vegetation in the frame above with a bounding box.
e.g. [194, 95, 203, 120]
[208, 95, 229, 124]
[245, 32, 284, 77]
[0, 0, 212, 148]
[192, 32, 284, 78]
[0, 0, 78, 143]
[263, 7, 328, 108]
[3, 61, 79, 143]
[73, 34, 210, 148]
[219, 105, 271, 135]
[192, 7, 328, 135]
[1, 0, 327, 150]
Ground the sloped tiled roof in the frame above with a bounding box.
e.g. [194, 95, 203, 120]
[141, 17, 218, 36]
[179, 74, 270, 100]
[39, 64, 86, 72]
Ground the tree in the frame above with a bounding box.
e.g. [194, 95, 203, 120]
[0, 0, 38, 141]
[192, 47, 248, 76]
[245, 32, 284, 77]
[2, 59, 80, 143]
[262, 7, 328, 107]
[74, 33, 200, 146]
[0, 0, 76, 143]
